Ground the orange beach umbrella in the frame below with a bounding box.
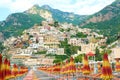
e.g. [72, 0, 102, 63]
[6, 60, 11, 79]
[115, 59, 120, 72]
[64, 60, 69, 74]
[68, 57, 76, 74]
[101, 53, 113, 80]
[82, 55, 91, 75]
[4, 58, 8, 80]
[0, 54, 4, 80]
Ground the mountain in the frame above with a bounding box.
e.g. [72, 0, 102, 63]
[0, 4, 87, 39]
[81, 0, 120, 44]
[0, 32, 4, 42]
[25, 4, 87, 25]
[0, 13, 44, 38]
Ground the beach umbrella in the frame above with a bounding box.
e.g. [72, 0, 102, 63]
[82, 55, 91, 75]
[77, 66, 81, 73]
[68, 57, 76, 74]
[53, 63, 61, 74]
[5, 60, 11, 79]
[61, 62, 65, 74]
[21, 66, 27, 75]
[3, 58, 8, 80]
[101, 53, 113, 80]
[97, 62, 101, 73]
[115, 59, 120, 72]
[0, 54, 2, 68]
[12, 64, 18, 77]
[0, 54, 2, 79]
[64, 60, 69, 74]
[49, 66, 54, 73]
[18, 66, 22, 77]
[52, 65, 56, 73]
[90, 64, 94, 74]
[47, 66, 51, 73]
[56, 63, 61, 73]
[0, 54, 4, 80]
[52, 64, 56, 73]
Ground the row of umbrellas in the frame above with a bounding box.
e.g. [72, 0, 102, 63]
[38, 53, 120, 80]
[0, 54, 28, 80]
[38, 57, 76, 75]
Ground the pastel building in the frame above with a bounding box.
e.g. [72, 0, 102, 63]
[109, 47, 120, 62]
[44, 34, 60, 48]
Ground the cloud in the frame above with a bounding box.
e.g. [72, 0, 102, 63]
[0, 0, 115, 15]
[50, 0, 115, 15]
[10, 0, 34, 12]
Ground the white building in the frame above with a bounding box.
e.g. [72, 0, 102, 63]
[56, 48, 64, 55]
[40, 28, 49, 33]
[4, 37, 17, 47]
[38, 58, 54, 66]
[46, 48, 56, 54]
[16, 48, 33, 55]
[24, 58, 38, 66]
[29, 43, 40, 49]
[47, 48, 64, 55]
[109, 47, 120, 62]
[68, 38, 81, 46]
[77, 43, 96, 55]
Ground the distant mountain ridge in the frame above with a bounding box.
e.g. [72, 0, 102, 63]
[0, 4, 87, 39]
[81, 0, 120, 43]
[25, 4, 87, 24]
[0, 0, 119, 44]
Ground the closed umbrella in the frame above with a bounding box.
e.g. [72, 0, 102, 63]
[82, 55, 91, 75]
[4, 58, 8, 80]
[101, 53, 113, 80]
[115, 59, 120, 72]
[68, 57, 76, 74]
[61, 63, 65, 74]
[53, 64, 61, 74]
[97, 62, 101, 73]
[0, 54, 4, 80]
[64, 60, 69, 74]
[12, 64, 18, 78]
[6, 60, 11, 79]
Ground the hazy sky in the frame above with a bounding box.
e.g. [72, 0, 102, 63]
[0, 0, 115, 21]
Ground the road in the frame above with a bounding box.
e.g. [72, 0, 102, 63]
[34, 70, 58, 80]
[22, 69, 120, 80]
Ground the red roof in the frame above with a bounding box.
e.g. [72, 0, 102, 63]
[87, 52, 95, 56]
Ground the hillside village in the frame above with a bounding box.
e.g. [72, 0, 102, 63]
[1, 0, 120, 79]
[0, 1, 120, 68]
[3, 20, 115, 67]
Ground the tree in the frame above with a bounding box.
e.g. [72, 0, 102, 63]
[66, 28, 70, 32]
[74, 54, 83, 63]
[95, 47, 102, 61]
[34, 50, 47, 54]
[60, 38, 79, 57]
[0, 42, 5, 53]
[54, 21, 59, 27]
[101, 49, 112, 55]
[53, 59, 62, 64]
[53, 55, 68, 64]
[59, 28, 64, 32]
[76, 32, 87, 38]
[95, 47, 112, 61]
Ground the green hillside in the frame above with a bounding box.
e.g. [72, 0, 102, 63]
[0, 13, 44, 38]
[0, 5, 87, 39]
[81, 0, 120, 44]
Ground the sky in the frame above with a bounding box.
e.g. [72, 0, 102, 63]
[0, 0, 115, 21]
